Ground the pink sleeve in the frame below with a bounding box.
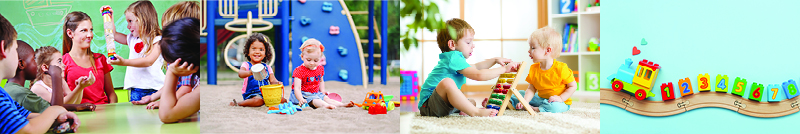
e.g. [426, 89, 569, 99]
[242, 65, 249, 93]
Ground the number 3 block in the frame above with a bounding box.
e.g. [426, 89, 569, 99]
[749, 82, 764, 102]
[732, 77, 747, 97]
[782, 79, 799, 99]
[698, 73, 711, 92]
[661, 82, 675, 101]
[715, 74, 729, 93]
[767, 84, 785, 102]
[679, 78, 694, 97]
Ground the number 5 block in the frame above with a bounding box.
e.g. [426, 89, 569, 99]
[732, 77, 747, 97]
[767, 84, 785, 102]
[749, 82, 764, 102]
[698, 73, 711, 92]
[661, 82, 675, 101]
[679, 78, 694, 97]
[715, 74, 729, 93]
[782, 79, 799, 99]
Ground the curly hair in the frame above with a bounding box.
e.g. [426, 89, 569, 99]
[242, 33, 273, 63]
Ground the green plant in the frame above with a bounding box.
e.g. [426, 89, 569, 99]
[400, 0, 446, 51]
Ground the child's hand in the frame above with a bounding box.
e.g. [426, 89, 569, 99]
[58, 112, 81, 131]
[495, 57, 513, 66]
[169, 58, 198, 76]
[504, 62, 520, 73]
[132, 96, 151, 105]
[548, 96, 563, 103]
[298, 98, 307, 105]
[146, 101, 160, 109]
[516, 103, 530, 110]
[107, 55, 124, 65]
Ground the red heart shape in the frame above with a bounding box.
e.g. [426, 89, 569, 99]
[134, 42, 144, 53]
[632, 46, 641, 55]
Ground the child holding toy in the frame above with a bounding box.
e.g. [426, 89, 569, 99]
[0, 13, 81, 134]
[62, 11, 118, 104]
[102, 1, 167, 102]
[158, 17, 201, 123]
[230, 33, 282, 107]
[419, 18, 519, 117]
[506, 26, 577, 113]
[289, 39, 356, 109]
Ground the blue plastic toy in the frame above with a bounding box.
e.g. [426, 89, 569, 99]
[339, 70, 349, 81]
[338, 46, 348, 56]
[300, 16, 311, 26]
[322, 2, 333, 12]
[267, 102, 309, 115]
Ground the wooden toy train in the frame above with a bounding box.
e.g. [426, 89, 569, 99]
[607, 58, 661, 100]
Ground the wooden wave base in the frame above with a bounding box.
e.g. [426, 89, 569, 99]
[600, 88, 800, 118]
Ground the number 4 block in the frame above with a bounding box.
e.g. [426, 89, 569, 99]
[732, 77, 747, 97]
[715, 74, 729, 93]
[782, 79, 800, 99]
[679, 78, 694, 97]
[698, 73, 711, 92]
[767, 84, 785, 102]
[661, 82, 675, 101]
[749, 82, 764, 102]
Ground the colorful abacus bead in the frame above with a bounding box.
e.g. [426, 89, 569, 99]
[503, 84, 511, 89]
[502, 89, 508, 94]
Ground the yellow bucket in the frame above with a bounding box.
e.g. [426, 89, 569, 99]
[260, 84, 284, 107]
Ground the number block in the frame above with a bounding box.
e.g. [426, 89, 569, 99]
[767, 84, 785, 102]
[698, 73, 711, 92]
[679, 77, 694, 97]
[782, 79, 799, 99]
[661, 82, 676, 101]
[749, 82, 764, 102]
[586, 72, 600, 91]
[715, 74, 729, 93]
[732, 77, 747, 97]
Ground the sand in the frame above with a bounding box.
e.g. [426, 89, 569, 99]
[199, 79, 400, 133]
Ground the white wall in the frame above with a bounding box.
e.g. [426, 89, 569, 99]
[401, 0, 538, 86]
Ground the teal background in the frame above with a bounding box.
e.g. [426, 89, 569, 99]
[0, 0, 190, 88]
[601, 0, 800, 133]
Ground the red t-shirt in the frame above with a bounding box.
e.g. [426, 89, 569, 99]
[63, 53, 114, 104]
[292, 65, 324, 93]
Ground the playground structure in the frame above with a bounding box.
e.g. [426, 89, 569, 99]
[205, 0, 389, 88]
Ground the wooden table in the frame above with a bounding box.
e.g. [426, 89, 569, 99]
[74, 102, 198, 133]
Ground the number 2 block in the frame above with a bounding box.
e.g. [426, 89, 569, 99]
[698, 73, 711, 92]
[679, 77, 693, 97]
[732, 77, 747, 97]
[661, 82, 675, 101]
[715, 74, 729, 93]
[782, 79, 799, 99]
[749, 82, 764, 102]
[767, 84, 785, 102]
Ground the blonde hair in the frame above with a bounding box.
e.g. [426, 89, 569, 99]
[33, 46, 60, 83]
[126, 0, 162, 55]
[528, 26, 563, 58]
[300, 38, 324, 57]
[436, 18, 474, 53]
[162, 1, 201, 26]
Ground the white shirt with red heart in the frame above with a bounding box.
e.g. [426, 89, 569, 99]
[124, 34, 166, 90]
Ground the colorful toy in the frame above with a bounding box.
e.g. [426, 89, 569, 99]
[749, 82, 764, 101]
[329, 26, 340, 35]
[267, 102, 308, 115]
[368, 103, 387, 115]
[400, 71, 419, 101]
[51, 119, 74, 134]
[586, 71, 600, 91]
[715, 74, 729, 93]
[697, 73, 711, 92]
[587, 37, 599, 52]
[732, 77, 747, 97]
[486, 61, 535, 116]
[360, 90, 385, 108]
[102, 6, 117, 60]
[660, 82, 675, 101]
[640, 38, 647, 45]
[607, 58, 660, 100]
[260, 84, 284, 107]
[782, 79, 799, 99]
[631, 46, 640, 55]
[559, 0, 574, 14]
[679, 77, 694, 96]
[326, 92, 342, 102]
[767, 84, 785, 102]
[321, 2, 333, 12]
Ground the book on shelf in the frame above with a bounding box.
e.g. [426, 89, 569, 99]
[562, 23, 577, 52]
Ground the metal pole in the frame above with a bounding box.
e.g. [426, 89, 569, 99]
[380, 0, 388, 85]
[368, 0, 375, 84]
[207, 0, 217, 85]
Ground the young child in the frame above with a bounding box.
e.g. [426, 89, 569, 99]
[508, 26, 577, 113]
[230, 33, 282, 107]
[0, 13, 80, 134]
[31, 46, 90, 104]
[62, 11, 117, 104]
[102, 1, 166, 102]
[132, 0, 201, 109]
[289, 39, 355, 109]
[157, 17, 200, 123]
[418, 18, 519, 117]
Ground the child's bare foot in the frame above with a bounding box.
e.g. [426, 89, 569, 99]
[459, 111, 468, 116]
[325, 105, 337, 109]
[533, 107, 540, 112]
[229, 99, 238, 106]
[343, 101, 356, 107]
[475, 109, 499, 117]
[481, 98, 489, 107]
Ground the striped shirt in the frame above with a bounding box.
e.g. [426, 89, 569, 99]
[178, 74, 200, 91]
[0, 87, 31, 134]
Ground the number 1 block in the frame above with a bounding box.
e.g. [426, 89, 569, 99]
[782, 79, 799, 99]
[661, 82, 675, 101]
[715, 74, 729, 93]
[679, 77, 694, 97]
[767, 84, 785, 102]
[698, 73, 711, 92]
[749, 82, 764, 102]
[732, 77, 747, 97]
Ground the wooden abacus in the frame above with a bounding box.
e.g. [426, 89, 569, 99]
[485, 61, 536, 116]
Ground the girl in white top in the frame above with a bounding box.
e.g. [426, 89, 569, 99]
[30, 46, 91, 104]
[103, 1, 166, 102]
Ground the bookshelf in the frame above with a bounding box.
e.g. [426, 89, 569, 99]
[548, 0, 600, 92]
